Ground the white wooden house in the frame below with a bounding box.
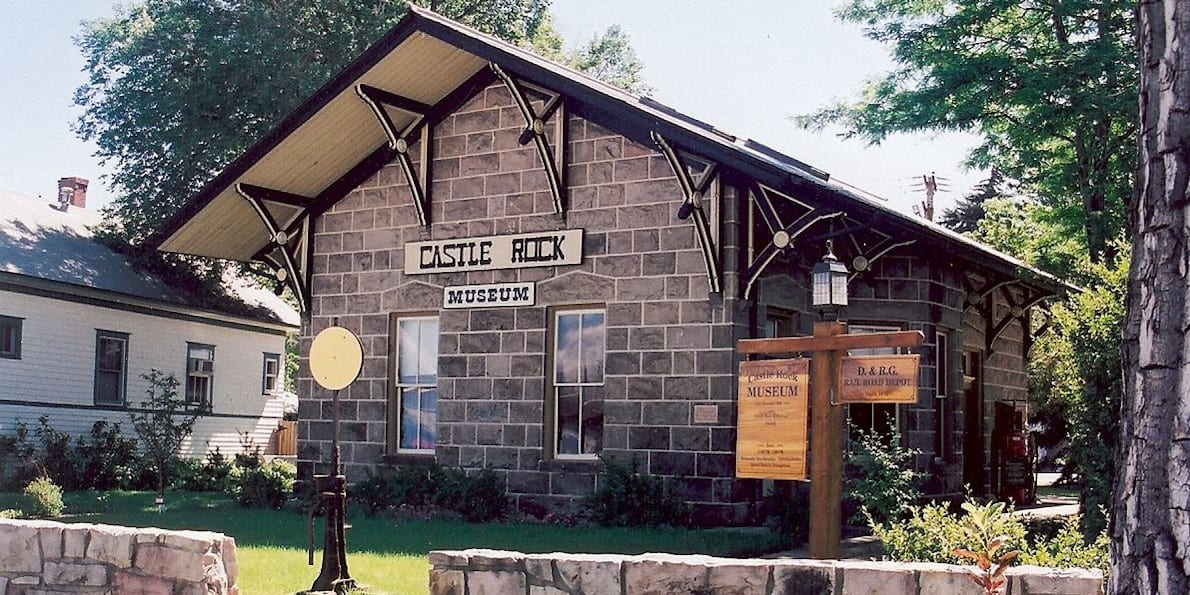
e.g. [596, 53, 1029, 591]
[0, 188, 299, 456]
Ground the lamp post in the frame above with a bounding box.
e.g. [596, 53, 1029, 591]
[809, 240, 848, 559]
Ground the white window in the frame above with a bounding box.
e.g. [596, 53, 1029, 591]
[394, 316, 439, 452]
[552, 309, 605, 458]
[94, 330, 128, 405]
[262, 353, 281, 395]
[186, 343, 215, 410]
[0, 315, 21, 359]
[847, 325, 902, 435]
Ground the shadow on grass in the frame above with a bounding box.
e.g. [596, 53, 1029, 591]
[13, 491, 786, 559]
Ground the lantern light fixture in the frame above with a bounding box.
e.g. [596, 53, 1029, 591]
[812, 239, 849, 320]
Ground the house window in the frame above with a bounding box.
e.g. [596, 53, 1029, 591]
[935, 331, 950, 459]
[847, 324, 902, 436]
[262, 353, 281, 395]
[763, 307, 798, 338]
[393, 316, 439, 452]
[552, 309, 605, 458]
[185, 343, 215, 410]
[94, 331, 129, 405]
[0, 316, 21, 359]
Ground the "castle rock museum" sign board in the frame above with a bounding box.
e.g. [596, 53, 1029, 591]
[838, 354, 920, 404]
[735, 358, 810, 480]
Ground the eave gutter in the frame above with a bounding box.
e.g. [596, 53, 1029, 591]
[0, 271, 297, 335]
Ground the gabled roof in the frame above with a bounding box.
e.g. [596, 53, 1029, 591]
[155, 5, 1072, 295]
[1, 190, 298, 329]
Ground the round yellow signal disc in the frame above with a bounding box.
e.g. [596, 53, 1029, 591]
[309, 326, 364, 390]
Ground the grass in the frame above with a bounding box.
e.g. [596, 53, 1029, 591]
[1, 491, 786, 594]
[1036, 485, 1080, 500]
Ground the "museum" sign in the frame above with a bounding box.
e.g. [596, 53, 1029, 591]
[404, 229, 583, 275]
[442, 282, 536, 309]
[735, 358, 810, 480]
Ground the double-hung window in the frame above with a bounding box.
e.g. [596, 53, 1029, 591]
[262, 353, 281, 395]
[185, 343, 215, 410]
[552, 309, 605, 458]
[847, 325, 902, 436]
[0, 316, 21, 359]
[393, 316, 439, 452]
[94, 330, 129, 405]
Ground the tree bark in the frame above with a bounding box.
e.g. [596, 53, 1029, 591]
[1110, 1, 1190, 593]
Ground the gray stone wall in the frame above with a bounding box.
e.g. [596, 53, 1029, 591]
[0, 519, 236, 595]
[300, 83, 740, 518]
[429, 548, 1104, 595]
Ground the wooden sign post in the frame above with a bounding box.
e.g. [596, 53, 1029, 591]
[738, 323, 923, 559]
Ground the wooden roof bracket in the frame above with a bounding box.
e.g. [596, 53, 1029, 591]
[236, 183, 311, 312]
[355, 84, 432, 227]
[848, 238, 916, 281]
[1024, 303, 1054, 355]
[985, 282, 1053, 355]
[652, 131, 722, 294]
[490, 63, 567, 216]
[742, 188, 846, 300]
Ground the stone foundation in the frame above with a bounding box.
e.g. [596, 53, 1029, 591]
[429, 549, 1103, 595]
[0, 518, 236, 595]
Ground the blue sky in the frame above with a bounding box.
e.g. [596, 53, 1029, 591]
[0, 1, 982, 216]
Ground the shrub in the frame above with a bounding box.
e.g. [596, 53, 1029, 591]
[23, 476, 65, 518]
[128, 370, 198, 499]
[230, 459, 296, 509]
[584, 456, 689, 527]
[1022, 514, 1109, 576]
[0, 509, 22, 519]
[75, 420, 139, 490]
[764, 486, 809, 546]
[872, 499, 1027, 564]
[351, 463, 507, 522]
[34, 416, 78, 490]
[844, 428, 921, 525]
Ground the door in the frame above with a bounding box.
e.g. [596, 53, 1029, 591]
[962, 351, 985, 495]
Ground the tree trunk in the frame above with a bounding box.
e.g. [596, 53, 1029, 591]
[1110, 1, 1190, 593]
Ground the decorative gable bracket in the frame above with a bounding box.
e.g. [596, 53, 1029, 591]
[490, 64, 568, 216]
[652, 132, 722, 294]
[236, 183, 312, 312]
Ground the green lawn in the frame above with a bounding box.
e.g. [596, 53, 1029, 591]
[1, 491, 785, 594]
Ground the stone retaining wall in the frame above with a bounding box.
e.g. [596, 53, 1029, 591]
[0, 518, 236, 595]
[429, 549, 1103, 595]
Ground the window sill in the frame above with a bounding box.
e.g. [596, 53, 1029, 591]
[540, 457, 600, 472]
[381, 452, 437, 467]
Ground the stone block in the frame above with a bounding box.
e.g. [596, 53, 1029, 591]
[0, 523, 43, 572]
[11, 575, 41, 585]
[221, 537, 239, 589]
[706, 559, 771, 595]
[464, 549, 525, 572]
[529, 586, 568, 595]
[87, 526, 134, 567]
[62, 525, 91, 558]
[554, 554, 622, 594]
[913, 562, 975, 595]
[429, 569, 465, 595]
[523, 555, 557, 584]
[1007, 565, 1104, 595]
[135, 544, 206, 582]
[771, 560, 837, 595]
[43, 561, 107, 586]
[624, 553, 712, 595]
[468, 570, 526, 595]
[39, 525, 64, 560]
[839, 561, 917, 595]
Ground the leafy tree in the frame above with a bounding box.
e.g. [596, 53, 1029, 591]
[1112, 0, 1190, 590]
[801, 0, 1135, 264]
[75, 0, 646, 254]
[128, 369, 199, 505]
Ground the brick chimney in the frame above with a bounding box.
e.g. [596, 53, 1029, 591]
[56, 177, 88, 210]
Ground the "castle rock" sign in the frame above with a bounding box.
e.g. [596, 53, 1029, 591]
[404, 230, 583, 275]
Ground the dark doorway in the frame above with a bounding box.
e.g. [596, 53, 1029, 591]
[962, 351, 985, 495]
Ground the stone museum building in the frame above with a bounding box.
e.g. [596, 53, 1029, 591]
[158, 7, 1069, 523]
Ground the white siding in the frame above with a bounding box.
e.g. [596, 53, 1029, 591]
[0, 290, 290, 457]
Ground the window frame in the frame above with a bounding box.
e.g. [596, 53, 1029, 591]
[390, 313, 440, 455]
[547, 306, 607, 461]
[934, 330, 950, 460]
[845, 323, 904, 438]
[262, 352, 281, 395]
[185, 342, 215, 411]
[0, 315, 22, 359]
[93, 330, 129, 406]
